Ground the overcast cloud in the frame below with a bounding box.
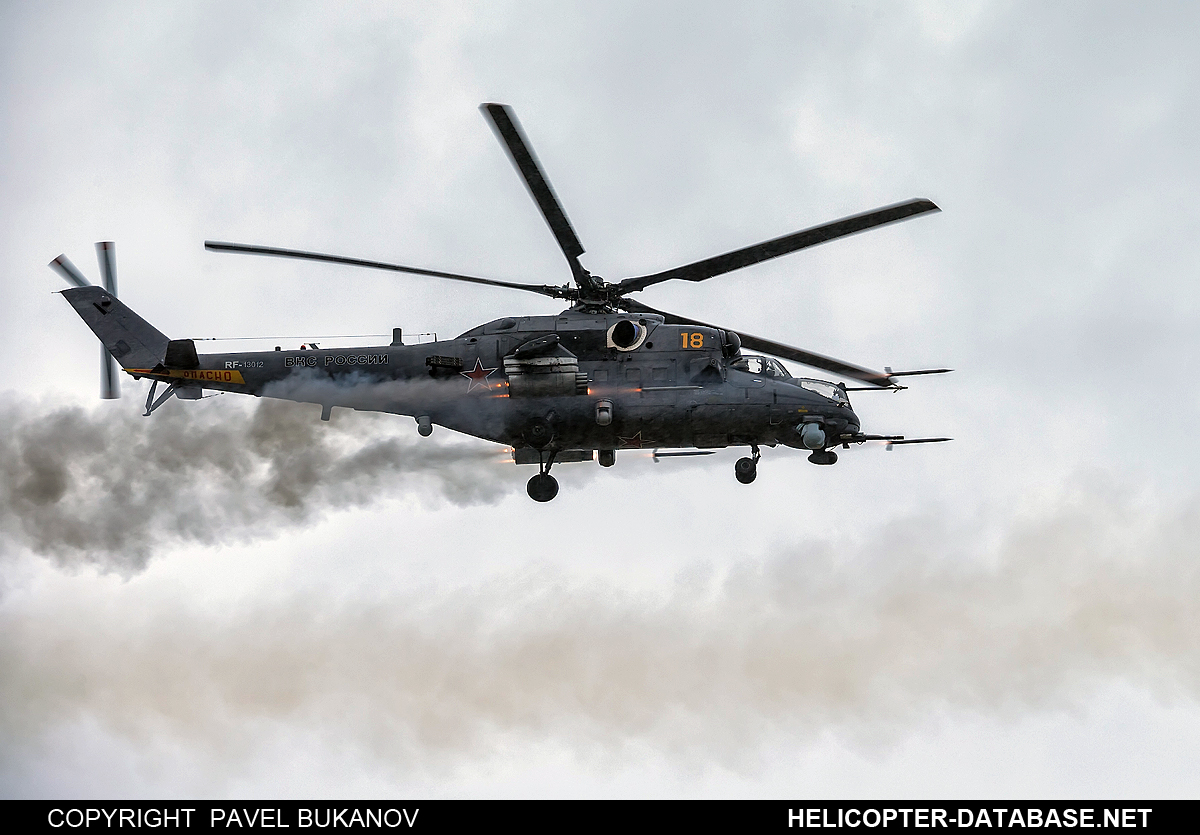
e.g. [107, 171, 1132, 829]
[2, 0, 1199, 797]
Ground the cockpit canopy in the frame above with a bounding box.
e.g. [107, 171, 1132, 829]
[730, 355, 791, 378]
[730, 354, 850, 404]
[793, 378, 849, 404]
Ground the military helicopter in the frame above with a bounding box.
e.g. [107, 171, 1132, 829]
[53, 103, 950, 502]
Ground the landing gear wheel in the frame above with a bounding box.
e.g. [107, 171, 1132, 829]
[527, 473, 559, 502]
[735, 456, 757, 484]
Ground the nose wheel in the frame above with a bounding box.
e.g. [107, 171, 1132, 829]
[735, 443, 761, 484]
[526, 449, 560, 502]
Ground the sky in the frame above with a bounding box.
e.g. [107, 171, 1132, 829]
[2, 0, 1200, 798]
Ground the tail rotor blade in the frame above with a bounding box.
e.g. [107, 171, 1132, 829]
[94, 242, 121, 399]
[101, 345, 119, 399]
[49, 255, 90, 288]
[96, 241, 117, 296]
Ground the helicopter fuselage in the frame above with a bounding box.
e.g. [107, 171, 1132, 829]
[57, 100, 948, 502]
[131, 310, 861, 459]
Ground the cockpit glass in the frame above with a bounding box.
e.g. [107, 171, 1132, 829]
[764, 358, 790, 378]
[732, 355, 791, 377]
[730, 355, 848, 403]
[797, 378, 848, 403]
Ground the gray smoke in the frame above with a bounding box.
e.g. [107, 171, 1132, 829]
[0, 393, 519, 569]
[2, 475, 1197, 790]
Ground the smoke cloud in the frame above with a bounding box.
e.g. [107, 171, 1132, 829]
[2, 475, 1197, 788]
[0, 393, 519, 570]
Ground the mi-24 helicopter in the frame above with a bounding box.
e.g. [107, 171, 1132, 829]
[53, 103, 951, 502]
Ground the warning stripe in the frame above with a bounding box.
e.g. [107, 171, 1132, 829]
[125, 368, 246, 384]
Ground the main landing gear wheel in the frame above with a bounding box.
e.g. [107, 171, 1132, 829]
[527, 448, 560, 501]
[735, 442, 761, 485]
[527, 473, 559, 502]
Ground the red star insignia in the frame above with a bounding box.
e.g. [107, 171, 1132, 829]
[461, 358, 498, 392]
[618, 431, 654, 449]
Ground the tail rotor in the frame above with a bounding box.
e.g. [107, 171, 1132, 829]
[49, 242, 122, 399]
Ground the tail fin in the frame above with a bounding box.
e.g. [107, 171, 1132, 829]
[61, 286, 170, 371]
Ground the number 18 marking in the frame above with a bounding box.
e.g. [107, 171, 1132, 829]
[681, 332, 704, 348]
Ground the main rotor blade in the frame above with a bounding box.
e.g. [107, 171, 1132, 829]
[616, 198, 940, 294]
[95, 241, 117, 296]
[734, 332, 895, 387]
[885, 368, 953, 377]
[480, 103, 590, 283]
[621, 299, 896, 387]
[204, 241, 572, 300]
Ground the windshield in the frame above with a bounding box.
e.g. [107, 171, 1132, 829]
[730, 357, 849, 403]
[730, 355, 792, 378]
[795, 378, 849, 404]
